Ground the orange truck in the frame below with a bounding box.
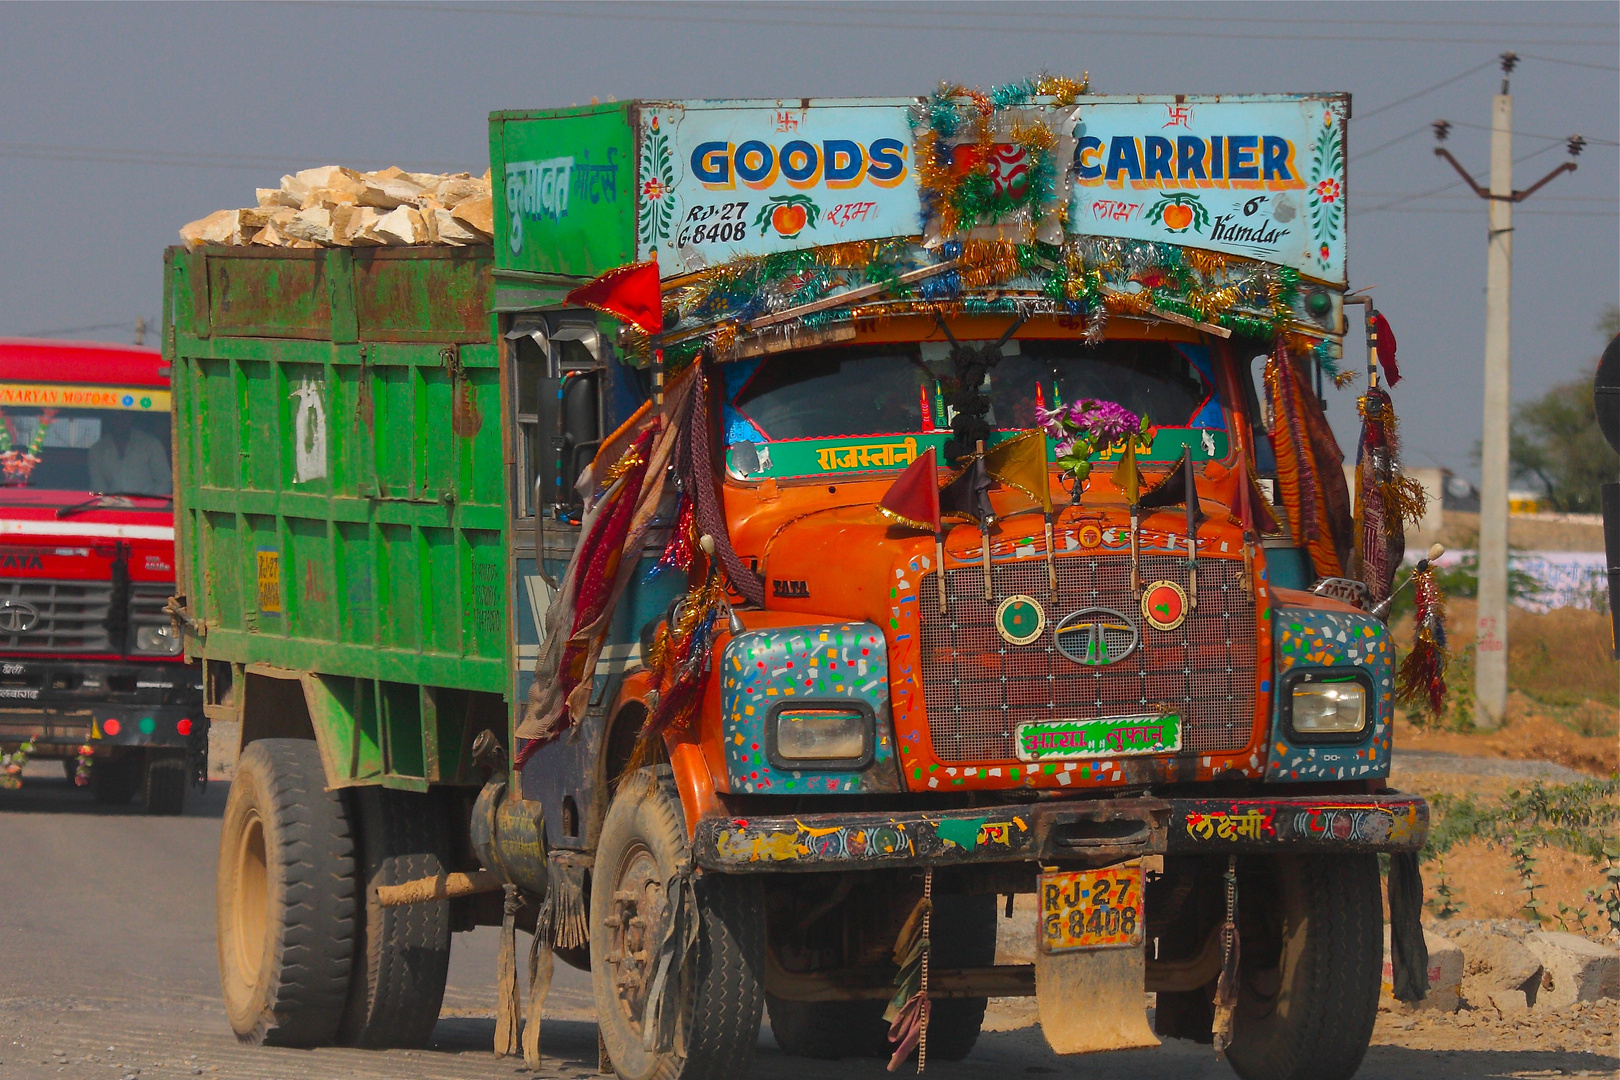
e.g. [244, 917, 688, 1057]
[185, 85, 1432, 1080]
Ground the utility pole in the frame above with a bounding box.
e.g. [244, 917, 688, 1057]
[1433, 52, 1584, 728]
[134, 317, 147, 347]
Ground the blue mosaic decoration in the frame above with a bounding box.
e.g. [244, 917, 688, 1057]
[721, 622, 899, 794]
[1265, 606, 1394, 782]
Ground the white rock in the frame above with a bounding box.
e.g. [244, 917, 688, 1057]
[1381, 928, 1464, 1012]
[256, 187, 298, 208]
[1524, 931, 1620, 1006]
[432, 207, 482, 246]
[450, 194, 493, 238]
[372, 205, 426, 246]
[178, 209, 244, 249]
[281, 206, 334, 245]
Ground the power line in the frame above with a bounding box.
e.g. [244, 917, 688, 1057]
[0, 140, 476, 173]
[1357, 126, 1429, 160]
[1440, 119, 1619, 147]
[1364, 207, 1617, 218]
[15, 321, 138, 339]
[316, 2, 1619, 48]
[1520, 52, 1620, 72]
[1357, 60, 1494, 121]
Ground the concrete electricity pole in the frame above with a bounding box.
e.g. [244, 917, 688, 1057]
[1433, 52, 1583, 728]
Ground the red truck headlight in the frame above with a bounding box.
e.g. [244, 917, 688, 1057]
[133, 623, 182, 656]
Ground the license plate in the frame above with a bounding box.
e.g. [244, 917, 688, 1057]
[1038, 863, 1145, 953]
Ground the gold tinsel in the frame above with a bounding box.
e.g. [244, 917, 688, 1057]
[1008, 117, 1055, 154]
[957, 239, 1024, 289]
[1035, 72, 1089, 105]
[1183, 249, 1229, 278]
[599, 447, 644, 489]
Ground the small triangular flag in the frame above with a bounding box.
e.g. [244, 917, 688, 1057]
[877, 447, 940, 532]
[565, 259, 663, 336]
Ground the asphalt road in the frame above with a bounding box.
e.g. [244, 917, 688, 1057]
[2, 758, 1615, 1080]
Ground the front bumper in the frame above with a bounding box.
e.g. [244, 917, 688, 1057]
[0, 658, 204, 751]
[692, 791, 1428, 872]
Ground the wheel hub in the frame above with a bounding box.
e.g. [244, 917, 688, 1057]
[603, 842, 668, 1033]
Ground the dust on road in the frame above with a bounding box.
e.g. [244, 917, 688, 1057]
[2, 762, 1615, 1080]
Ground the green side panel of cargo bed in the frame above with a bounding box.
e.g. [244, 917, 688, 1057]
[166, 246, 507, 699]
[489, 103, 637, 278]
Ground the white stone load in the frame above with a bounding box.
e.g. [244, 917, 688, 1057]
[179, 165, 494, 250]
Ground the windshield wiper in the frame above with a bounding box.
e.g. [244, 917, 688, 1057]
[54, 493, 175, 519]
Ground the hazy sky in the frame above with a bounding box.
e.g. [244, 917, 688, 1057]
[1, 1, 1614, 479]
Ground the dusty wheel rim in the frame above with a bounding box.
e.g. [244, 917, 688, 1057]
[231, 807, 270, 986]
[604, 840, 669, 1039]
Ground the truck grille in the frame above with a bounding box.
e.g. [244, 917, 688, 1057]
[0, 579, 114, 652]
[918, 553, 1257, 762]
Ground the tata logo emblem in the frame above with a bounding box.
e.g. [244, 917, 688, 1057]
[1054, 607, 1138, 666]
[995, 595, 1046, 646]
[1141, 580, 1190, 632]
[0, 600, 40, 634]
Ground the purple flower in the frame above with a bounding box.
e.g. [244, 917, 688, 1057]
[1069, 399, 1141, 446]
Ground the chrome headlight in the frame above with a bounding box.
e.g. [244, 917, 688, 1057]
[1287, 675, 1368, 737]
[769, 703, 872, 768]
[133, 622, 182, 656]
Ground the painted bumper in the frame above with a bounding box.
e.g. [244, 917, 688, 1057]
[692, 791, 1427, 872]
[0, 659, 204, 750]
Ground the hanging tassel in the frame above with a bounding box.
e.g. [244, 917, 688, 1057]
[1397, 562, 1450, 717]
[495, 884, 522, 1058]
[886, 874, 935, 1072]
[648, 494, 696, 579]
[1212, 856, 1240, 1057]
[523, 916, 554, 1070]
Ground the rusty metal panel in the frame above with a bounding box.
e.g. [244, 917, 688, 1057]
[918, 554, 1256, 762]
[353, 248, 493, 342]
[205, 249, 333, 340]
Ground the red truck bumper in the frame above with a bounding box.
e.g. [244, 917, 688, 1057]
[691, 791, 1427, 872]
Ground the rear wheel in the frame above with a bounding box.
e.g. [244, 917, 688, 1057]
[143, 751, 188, 815]
[216, 738, 356, 1046]
[338, 786, 453, 1048]
[1223, 855, 1383, 1080]
[591, 766, 764, 1080]
[90, 753, 140, 805]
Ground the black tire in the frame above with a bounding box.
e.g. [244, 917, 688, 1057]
[143, 752, 188, 816]
[216, 738, 356, 1047]
[592, 766, 764, 1080]
[765, 997, 890, 1060]
[338, 786, 453, 1049]
[1224, 855, 1383, 1080]
[921, 893, 998, 1062]
[90, 753, 140, 805]
[765, 892, 997, 1062]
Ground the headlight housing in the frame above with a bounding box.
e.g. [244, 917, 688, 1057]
[1284, 669, 1371, 742]
[133, 622, 182, 656]
[768, 701, 873, 769]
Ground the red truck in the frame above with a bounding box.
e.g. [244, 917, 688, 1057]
[0, 338, 204, 813]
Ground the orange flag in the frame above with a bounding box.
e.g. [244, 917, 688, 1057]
[984, 429, 1052, 514]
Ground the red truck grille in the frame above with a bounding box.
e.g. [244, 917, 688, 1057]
[0, 579, 115, 652]
[918, 553, 1257, 762]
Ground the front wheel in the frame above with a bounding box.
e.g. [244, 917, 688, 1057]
[591, 766, 764, 1080]
[1223, 854, 1383, 1080]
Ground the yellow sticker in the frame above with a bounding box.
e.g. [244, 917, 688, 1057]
[256, 550, 282, 613]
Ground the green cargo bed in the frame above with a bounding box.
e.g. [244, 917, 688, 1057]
[166, 245, 505, 787]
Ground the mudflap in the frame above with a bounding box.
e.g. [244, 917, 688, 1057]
[1034, 861, 1159, 1055]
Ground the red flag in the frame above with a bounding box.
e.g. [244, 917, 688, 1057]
[877, 447, 940, 532]
[564, 259, 663, 335]
[1372, 311, 1400, 386]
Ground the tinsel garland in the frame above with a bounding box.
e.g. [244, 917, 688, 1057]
[639, 236, 1303, 370]
[1396, 565, 1449, 718]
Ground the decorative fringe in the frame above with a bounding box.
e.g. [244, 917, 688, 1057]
[494, 884, 522, 1058]
[538, 856, 591, 951]
[523, 921, 553, 1070]
[647, 494, 695, 580]
[1397, 564, 1450, 717]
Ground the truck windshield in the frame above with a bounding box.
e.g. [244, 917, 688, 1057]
[0, 401, 172, 496]
[727, 338, 1215, 442]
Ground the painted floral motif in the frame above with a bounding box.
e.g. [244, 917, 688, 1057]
[637, 115, 675, 251]
[1307, 115, 1344, 271]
